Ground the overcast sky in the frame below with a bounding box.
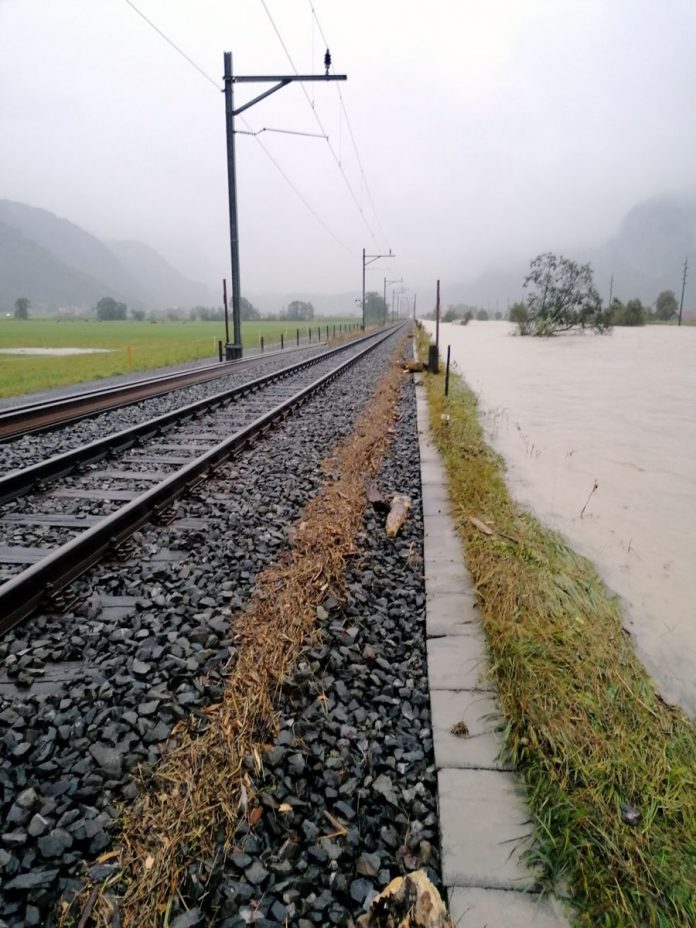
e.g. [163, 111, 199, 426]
[2, 0, 695, 302]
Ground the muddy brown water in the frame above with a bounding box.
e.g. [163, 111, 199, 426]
[425, 320, 696, 718]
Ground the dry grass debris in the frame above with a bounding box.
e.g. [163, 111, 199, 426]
[63, 335, 410, 927]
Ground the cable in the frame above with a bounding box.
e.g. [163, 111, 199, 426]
[123, 0, 220, 90]
[121, 0, 352, 255]
[238, 116, 353, 254]
[237, 127, 328, 140]
[259, 0, 383, 249]
[307, 0, 393, 253]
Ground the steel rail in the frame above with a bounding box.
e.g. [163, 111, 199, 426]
[0, 328, 393, 503]
[0, 326, 398, 635]
[0, 342, 319, 441]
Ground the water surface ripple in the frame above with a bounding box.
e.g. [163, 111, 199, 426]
[425, 321, 696, 717]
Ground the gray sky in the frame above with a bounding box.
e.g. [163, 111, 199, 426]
[2, 0, 695, 300]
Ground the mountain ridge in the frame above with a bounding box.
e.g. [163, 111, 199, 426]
[1, 194, 693, 316]
[0, 200, 216, 311]
[441, 194, 696, 311]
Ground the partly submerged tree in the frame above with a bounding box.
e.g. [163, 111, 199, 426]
[654, 289, 678, 322]
[521, 253, 611, 336]
[611, 298, 646, 326]
[14, 297, 30, 319]
[509, 301, 530, 333]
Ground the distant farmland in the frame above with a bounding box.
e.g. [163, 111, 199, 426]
[0, 318, 361, 399]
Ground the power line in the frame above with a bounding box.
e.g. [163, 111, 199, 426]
[259, 0, 383, 250]
[121, 0, 352, 255]
[307, 0, 392, 251]
[123, 0, 220, 90]
[240, 116, 353, 254]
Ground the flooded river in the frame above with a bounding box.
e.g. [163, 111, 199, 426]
[424, 320, 696, 717]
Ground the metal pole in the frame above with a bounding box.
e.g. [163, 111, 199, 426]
[445, 345, 451, 396]
[413, 293, 417, 319]
[435, 279, 441, 349]
[222, 278, 230, 348]
[224, 52, 243, 358]
[679, 257, 688, 326]
[608, 273, 614, 310]
[383, 276, 387, 326]
[362, 248, 366, 330]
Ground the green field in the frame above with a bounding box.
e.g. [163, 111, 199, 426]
[0, 318, 361, 399]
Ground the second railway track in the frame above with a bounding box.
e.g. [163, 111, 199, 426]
[0, 326, 402, 634]
[0, 338, 338, 442]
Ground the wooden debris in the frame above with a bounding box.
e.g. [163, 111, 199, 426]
[356, 869, 454, 928]
[469, 515, 494, 536]
[386, 495, 412, 538]
[403, 360, 425, 372]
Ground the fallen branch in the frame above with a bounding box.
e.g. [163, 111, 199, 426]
[386, 495, 413, 538]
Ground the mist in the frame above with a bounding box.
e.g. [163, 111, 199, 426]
[2, 0, 695, 308]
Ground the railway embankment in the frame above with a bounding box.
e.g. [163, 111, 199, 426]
[1, 328, 445, 926]
[4, 322, 692, 927]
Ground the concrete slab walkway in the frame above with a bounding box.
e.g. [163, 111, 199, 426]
[415, 384, 572, 927]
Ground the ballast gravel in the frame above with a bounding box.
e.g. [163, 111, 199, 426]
[1, 342, 331, 473]
[166, 384, 437, 928]
[0, 330, 439, 927]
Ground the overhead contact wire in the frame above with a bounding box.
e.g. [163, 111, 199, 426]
[121, 0, 353, 255]
[307, 0, 393, 251]
[123, 0, 221, 90]
[259, 0, 382, 250]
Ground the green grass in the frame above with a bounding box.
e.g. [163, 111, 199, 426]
[0, 318, 360, 399]
[417, 326, 696, 926]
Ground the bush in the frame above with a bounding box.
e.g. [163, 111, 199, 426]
[521, 253, 611, 336]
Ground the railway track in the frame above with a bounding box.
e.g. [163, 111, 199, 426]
[0, 321, 439, 928]
[0, 341, 323, 442]
[0, 326, 400, 635]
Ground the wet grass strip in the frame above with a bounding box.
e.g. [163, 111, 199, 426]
[418, 329, 696, 927]
[63, 336, 410, 927]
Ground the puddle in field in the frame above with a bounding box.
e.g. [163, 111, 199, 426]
[425, 320, 696, 718]
[0, 347, 113, 355]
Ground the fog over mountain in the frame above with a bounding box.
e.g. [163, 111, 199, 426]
[0, 200, 216, 312]
[1, 194, 693, 317]
[582, 195, 696, 306]
[444, 194, 696, 313]
[3, 1, 695, 311]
